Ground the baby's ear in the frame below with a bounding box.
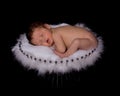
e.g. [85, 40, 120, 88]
[44, 24, 51, 29]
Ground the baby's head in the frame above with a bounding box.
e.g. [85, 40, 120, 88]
[27, 22, 54, 47]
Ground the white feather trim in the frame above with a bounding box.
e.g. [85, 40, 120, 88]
[11, 23, 104, 74]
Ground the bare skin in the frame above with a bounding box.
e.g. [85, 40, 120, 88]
[30, 24, 98, 58]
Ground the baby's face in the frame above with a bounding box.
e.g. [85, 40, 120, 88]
[31, 27, 53, 46]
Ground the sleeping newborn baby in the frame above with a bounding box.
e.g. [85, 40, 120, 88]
[27, 22, 98, 58]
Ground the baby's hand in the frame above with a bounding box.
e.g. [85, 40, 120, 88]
[54, 50, 67, 58]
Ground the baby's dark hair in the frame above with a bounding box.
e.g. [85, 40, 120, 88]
[26, 21, 46, 42]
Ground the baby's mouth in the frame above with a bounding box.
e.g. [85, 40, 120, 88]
[46, 39, 49, 43]
[47, 39, 53, 46]
[47, 39, 51, 45]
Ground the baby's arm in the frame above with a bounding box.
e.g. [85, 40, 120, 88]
[53, 33, 66, 53]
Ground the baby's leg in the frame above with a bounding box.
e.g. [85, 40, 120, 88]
[54, 38, 93, 58]
[54, 38, 81, 58]
[62, 38, 82, 57]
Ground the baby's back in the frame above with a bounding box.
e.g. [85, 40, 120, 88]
[55, 25, 97, 48]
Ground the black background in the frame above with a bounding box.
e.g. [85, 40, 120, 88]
[1, 1, 118, 90]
